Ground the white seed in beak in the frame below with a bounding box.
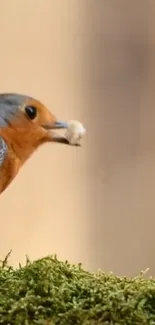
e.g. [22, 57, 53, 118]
[65, 120, 86, 145]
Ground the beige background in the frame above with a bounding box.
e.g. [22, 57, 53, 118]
[0, 0, 154, 276]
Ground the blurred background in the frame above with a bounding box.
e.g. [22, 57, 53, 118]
[0, 0, 154, 276]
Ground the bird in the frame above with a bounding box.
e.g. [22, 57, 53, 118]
[0, 93, 85, 195]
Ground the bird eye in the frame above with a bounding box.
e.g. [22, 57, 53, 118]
[25, 106, 37, 120]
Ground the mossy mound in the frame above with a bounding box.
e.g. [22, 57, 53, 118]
[0, 254, 155, 324]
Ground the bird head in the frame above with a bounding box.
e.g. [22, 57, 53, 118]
[0, 93, 71, 163]
[0, 93, 69, 142]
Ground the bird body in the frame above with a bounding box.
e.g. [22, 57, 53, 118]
[0, 93, 85, 195]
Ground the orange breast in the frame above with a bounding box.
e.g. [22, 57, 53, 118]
[0, 128, 21, 194]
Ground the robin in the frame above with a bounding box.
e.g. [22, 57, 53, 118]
[0, 93, 75, 195]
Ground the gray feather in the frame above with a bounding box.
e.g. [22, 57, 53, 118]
[0, 93, 33, 167]
[0, 136, 8, 166]
[0, 93, 32, 127]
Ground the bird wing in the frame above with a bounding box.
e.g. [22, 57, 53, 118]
[0, 136, 8, 167]
[0, 94, 31, 167]
[0, 94, 23, 167]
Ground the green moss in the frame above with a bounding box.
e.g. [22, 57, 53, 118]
[0, 254, 155, 325]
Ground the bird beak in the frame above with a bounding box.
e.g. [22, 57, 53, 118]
[42, 120, 68, 130]
[43, 120, 69, 144]
[50, 120, 68, 129]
